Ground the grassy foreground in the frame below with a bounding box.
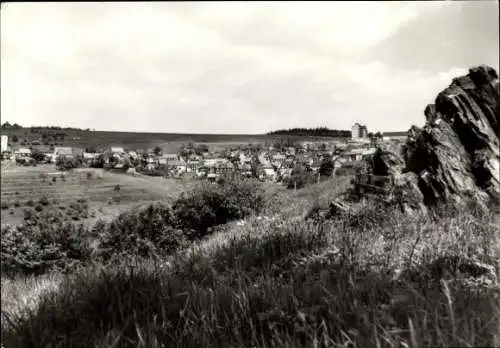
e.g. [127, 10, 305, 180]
[1, 182, 499, 347]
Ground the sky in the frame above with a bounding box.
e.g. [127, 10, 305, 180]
[1, 1, 499, 134]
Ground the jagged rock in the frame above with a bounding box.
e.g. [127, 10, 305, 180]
[365, 66, 500, 210]
[409, 66, 499, 207]
[392, 172, 428, 215]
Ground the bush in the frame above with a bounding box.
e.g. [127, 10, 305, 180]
[26, 199, 34, 207]
[39, 196, 50, 206]
[52, 177, 57, 183]
[35, 204, 44, 212]
[31, 149, 46, 163]
[1, 202, 9, 210]
[1, 219, 92, 276]
[23, 208, 34, 221]
[284, 167, 317, 189]
[114, 184, 121, 192]
[14, 200, 20, 208]
[173, 177, 266, 237]
[56, 155, 80, 171]
[97, 202, 188, 261]
[86, 172, 93, 180]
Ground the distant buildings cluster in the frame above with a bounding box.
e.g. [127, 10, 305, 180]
[1, 124, 409, 184]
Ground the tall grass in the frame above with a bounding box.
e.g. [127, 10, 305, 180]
[2, 199, 498, 348]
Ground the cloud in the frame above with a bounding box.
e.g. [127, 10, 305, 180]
[1, 1, 498, 134]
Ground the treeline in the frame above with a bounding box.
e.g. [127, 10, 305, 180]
[1, 122, 91, 132]
[1, 122, 23, 129]
[267, 127, 351, 138]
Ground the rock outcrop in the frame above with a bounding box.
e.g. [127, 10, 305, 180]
[369, 65, 499, 211]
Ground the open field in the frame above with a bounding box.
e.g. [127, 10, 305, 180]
[0, 164, 195, 226]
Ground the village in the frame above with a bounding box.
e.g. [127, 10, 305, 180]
[0, 123, 407, 186]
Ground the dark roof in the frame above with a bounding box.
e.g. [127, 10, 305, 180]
[383, 131, 407, 137]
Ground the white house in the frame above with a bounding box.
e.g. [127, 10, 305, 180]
[15, 148, 32, 159]
[54, 147, 73, 157]
[111, 147, 125, 155]
[382, 131, 408, 141]
[1, 135, 8, 153]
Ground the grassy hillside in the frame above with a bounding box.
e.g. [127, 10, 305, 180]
[1, 177, 499, 348]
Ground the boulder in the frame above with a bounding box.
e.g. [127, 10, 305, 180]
[370, 147, 405, 176]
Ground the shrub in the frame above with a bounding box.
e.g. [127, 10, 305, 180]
[319, 157, 335, 177]
[56, 155, 80, 171]
[35, 204, 44, 212]
[52, 177, 57, 183]
[1, 219, 92, 276]
[14, 200, 20, 208]
[26, 199, 34, 207]
[9, 210, 14, 215]
[97, 202, 188, 261]
[173, 177, 265, 237]
[23, 208, 34, 221]
[284, 166, 317, 189]
[39, 196, 50, 206]
[86, 171, 93, 180]
[1, 202, 9, 210]
[114, 184, 121, 192]
[31, 149, 46, 163]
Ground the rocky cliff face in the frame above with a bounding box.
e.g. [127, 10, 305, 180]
[371, 65, 499, 211]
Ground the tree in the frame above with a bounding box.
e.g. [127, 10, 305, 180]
[12, 135, 18, 143]
[85, 146, 98, 153]
[31, 149, 47, 163]
[153, 146, 162, 156]
[319, 157, 335, 177]
[194, 144, 209, 155]
[56, 155, 79, 170]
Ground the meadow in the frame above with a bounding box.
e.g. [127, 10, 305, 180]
[0, 164, 194, 226]
[1, 173, 499, 348]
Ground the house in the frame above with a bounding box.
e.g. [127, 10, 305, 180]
[159, 154, 180, 165]
[166, 159, 187, 174]
[186, 160, 203, 173]
[204, 161, 234, 175]
[83, 152, 100, 160]
[54, 146, 73, 157]
[343, 148, 365, 162]
[1, 135, 8, 153]
[271, 153, 286, 162]
[309, 159, 322, 173]
[204, 158, 228, 167]
[159, 153, 179, 163]
[110, 147, 125, 155]
[352, 123, 368, 139]
[260, 164, 277, 181]
[296, 155, 313, 166]
[14, 148, 32, 159]
[128, 151, 139, 160]
[382, 131, 408, 141]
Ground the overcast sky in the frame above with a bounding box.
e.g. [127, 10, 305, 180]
[1, 1, 498, 134]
